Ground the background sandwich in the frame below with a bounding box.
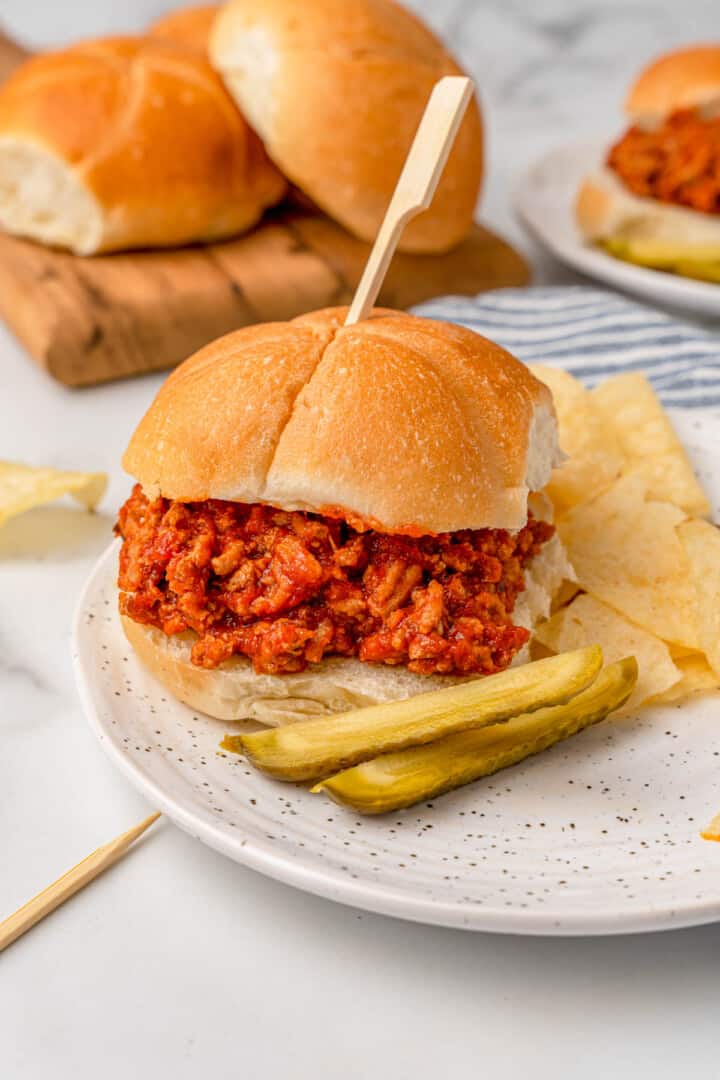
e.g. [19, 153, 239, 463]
[115, 307, 570, 725]
[576, 45, 720, 282]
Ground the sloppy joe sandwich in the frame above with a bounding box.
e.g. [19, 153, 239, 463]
[576, 45, 720, 281]
[115, 307, 570, 725]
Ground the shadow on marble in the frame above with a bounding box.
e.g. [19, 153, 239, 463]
[0, 505, 114, 562]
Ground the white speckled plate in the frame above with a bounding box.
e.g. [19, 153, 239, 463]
[73, 409, 720, 935]
[514, 142, 720, 317]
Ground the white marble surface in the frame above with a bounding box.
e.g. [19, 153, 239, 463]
[1, 2, 720, 1078]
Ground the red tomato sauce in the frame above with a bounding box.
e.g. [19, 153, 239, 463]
[608, 108, 720, 215]
[117, 485, 553, 677]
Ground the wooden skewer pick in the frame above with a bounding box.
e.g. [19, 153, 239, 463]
[0, 811, 161, 953]
[345, 75, 473, 326]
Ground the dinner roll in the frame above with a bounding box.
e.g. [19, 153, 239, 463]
[0, 35, 286, 254]
[209, 0, 483, 253]
[149, 5, 220, 52]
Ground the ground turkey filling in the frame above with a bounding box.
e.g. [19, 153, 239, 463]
[608, 108, 720, 214]
[117, 485, 554, 678]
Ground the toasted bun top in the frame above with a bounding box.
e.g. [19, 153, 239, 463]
[626, 45, 720, 125]
[149, 5, 220, 51]
[0, 36, 286, 253]
[123, 308, 558, 534]
[209, 0, 483, 254]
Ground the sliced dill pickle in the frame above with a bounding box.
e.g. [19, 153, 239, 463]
[674, 260, 720, 284]
[221, 646, 603, 782]
[312, 658, 637, 814]
[602, 239, 720, 282]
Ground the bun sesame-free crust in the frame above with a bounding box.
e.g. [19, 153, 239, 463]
[209, 0, 483, 253]
[0, 36, 286, 254]
[122, 307, 559, 535]
[149, 5, 220, 51]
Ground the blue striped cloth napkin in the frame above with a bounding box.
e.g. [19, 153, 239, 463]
[412, 286, 720, 408]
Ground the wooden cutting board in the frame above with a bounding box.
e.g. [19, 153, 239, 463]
[0, 31, 529, 387]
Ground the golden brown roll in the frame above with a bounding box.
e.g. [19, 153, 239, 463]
[209, 0, 483, 254]
[0, 35, 286, 254]
[124, 307, 558, 535]
[624, 45, 720, 126]
[149, 5, 220, 52]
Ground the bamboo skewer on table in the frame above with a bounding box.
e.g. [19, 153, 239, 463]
[1, 74, 473, 953]
[0, 812, 161, 953]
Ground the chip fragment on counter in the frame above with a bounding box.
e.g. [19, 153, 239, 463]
[0, 460, 107, 528]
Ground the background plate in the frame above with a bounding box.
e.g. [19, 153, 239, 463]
[74, 408, 720, 935]
[514, 142, 720, 318]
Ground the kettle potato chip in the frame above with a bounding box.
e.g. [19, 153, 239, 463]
[529, 364, 717, 710]
[591, 373, 710, 516]
[0, 460, 107, 528]
[701, 813, 720, 843]
[528, 365, 624, 513]
[677, 518, 720, 679]
[647, 654, 719, 704]
[531, 366, 709, 519]
[556, 472, 699, 649]
[533, 593, 680, 710]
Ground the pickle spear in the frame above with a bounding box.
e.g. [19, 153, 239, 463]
[312, 657, 637, 814]
[222, 646, 603, 782]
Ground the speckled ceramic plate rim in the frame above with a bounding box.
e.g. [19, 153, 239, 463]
[513, 141, 720, 317]
[73, 540, 720, 937]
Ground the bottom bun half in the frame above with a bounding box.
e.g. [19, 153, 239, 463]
[121, 614, 464, 726]
[120, 535, 572, 727]
[576, 168, 720, 280]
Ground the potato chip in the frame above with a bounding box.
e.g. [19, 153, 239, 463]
[677, 518, 720, 678]
[528, 364, 588, 427]
[530, 365, 717, 713]
[647, 654, 719, 704]
[527, 490, 554, 522]
[557, 472, 699, 649]
[668, 643, 697, 660]
[529, 365, 624, 513]
[701, 813, 720, 843]
[0, 460, 107, 528]
[591, 373, 710, 516]
[551, 579, 581, 613]
[533, 593, 680, 710]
